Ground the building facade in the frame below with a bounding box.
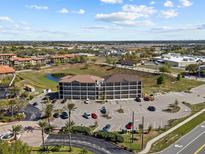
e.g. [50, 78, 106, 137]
[59, 74, 142, 100]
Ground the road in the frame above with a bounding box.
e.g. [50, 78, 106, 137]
[160, 121, 205, 154]
[45, 134, 133, 154]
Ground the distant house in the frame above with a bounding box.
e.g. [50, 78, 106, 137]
[0, 65, 15, 77]
[0, 54, 16, 65]
[32, 57, 46, 66]
[50, 54, 76, 64]
[9, 57, 33, 66]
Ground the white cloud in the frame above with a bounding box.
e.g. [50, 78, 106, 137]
[164, 1, 174, 7]
[96, 5, 156, 22]
[59, 8, 69, 14]
[0, 16, 12, 22]
[161, 10, 178, 19]
[151, 24, 205, 33]
[74, 9, 86, 15]
[100, 0, 123, 4]
[180, 0, 193, 7]
[26, 5, 48, 10]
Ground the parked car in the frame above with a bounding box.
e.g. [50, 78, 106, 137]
[32, 102, 38, 106]
[100, 106, 107, 114]
[53, 112, 60, 118]
[61, 99, 67, 104]
[126, 122, 133, 130]
[147, 106, 156, 112]
[102, 124, 111, 132]
[144, 95, 154, 101]
[135, 97, 141, 102]
[82, 112, 91, 119]
[91, 113, 98, 119]
[61, 112, 69, 119]
[51, 99, 57, 104]
[84, 98, 90, 104]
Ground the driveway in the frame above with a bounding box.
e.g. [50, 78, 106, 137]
[45, 134, 133, 154]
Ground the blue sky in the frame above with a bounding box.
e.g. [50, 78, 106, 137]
[0, 0, 204, 40]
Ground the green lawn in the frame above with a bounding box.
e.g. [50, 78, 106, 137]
[150, 105, 205, 153]
[17, 63, 204, 94]
[31, 146, 93, 154]
[119, 131, 160, 152]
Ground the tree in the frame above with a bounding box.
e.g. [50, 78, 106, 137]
[44, 103, 53, 126]
[157, 75, 165, 85]
[0, 140, 31, 154]
[10, 125, 22, 141]
[185, 64, 198, 73]
[38, 120, 48, 150]
[8, 99, 17, 118]
[176, 74, 182, 81]
[65, 103, 77, 152]
[159, 65, 171, 73]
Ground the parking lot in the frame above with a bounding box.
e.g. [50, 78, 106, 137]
[31, 84, 205, 132]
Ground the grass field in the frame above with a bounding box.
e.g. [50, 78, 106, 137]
[120, 131, 160, 152]
[31, 146, 93, 154]
[17, 63, 204, 94]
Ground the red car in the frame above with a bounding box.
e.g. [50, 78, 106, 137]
[126, 122, 133, 129]
[91, 113, 98, 119]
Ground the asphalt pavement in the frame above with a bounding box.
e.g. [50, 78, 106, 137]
[160, 121, 205, 154]
[45, 134, 133, 154]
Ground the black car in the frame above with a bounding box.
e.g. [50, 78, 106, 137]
[102, 124, 111, 132]
[135, 97, 141, 102]
[100, 106, 107, 114]
[53, 112, 60, 118]
[147, 106, 156, 112]
[61, 99, 67, 104]
[61, 112, 69, 119]
[32, 102, 38, 106]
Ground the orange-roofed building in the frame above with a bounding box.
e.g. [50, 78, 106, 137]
[0, 65, 15, 76]
[9, 57, 33, 66]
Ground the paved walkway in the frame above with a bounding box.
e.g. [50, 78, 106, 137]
[139, 108, 205, 154]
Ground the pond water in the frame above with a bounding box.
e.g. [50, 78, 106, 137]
[46, 74, 59, 82]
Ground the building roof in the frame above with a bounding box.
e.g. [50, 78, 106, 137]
[60, 75, 103, 83]
[104, 74, 140, 83]
[0, 65, 15, 74]
[10, 57, 32, 62]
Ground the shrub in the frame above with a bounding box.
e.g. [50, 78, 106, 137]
[95, 131, 124, 143]
[71, 126, 91, 135]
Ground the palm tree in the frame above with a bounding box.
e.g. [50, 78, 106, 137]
[65, 103, 77, 152]
[38, 121, 48, 150]
[8, 99, 16, 118]
[10, 125, 22, 141]
[44, 103, 53, 126]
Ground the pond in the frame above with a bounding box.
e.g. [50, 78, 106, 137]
[46, 74, 59, 82]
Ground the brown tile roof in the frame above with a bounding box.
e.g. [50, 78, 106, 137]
[60, 75, 103, 83]
[0, 65, 15, 74]
[104, 74, 140, 83]
[10, 57, 32, 62]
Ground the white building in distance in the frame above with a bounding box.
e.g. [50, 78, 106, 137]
[153, 53, 205, 67]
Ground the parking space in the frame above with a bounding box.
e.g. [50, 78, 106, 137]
[31, 84, 205, 132]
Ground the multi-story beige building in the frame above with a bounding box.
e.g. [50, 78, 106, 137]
[58, 74, 142, 100]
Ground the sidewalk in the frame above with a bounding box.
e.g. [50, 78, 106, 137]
[139, 108, 205, 154]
